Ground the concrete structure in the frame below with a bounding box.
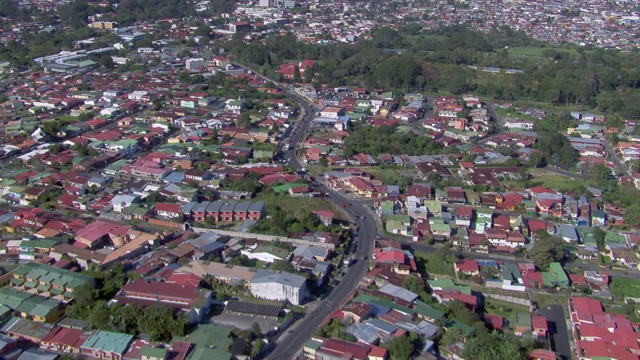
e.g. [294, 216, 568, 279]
[250, 270, 307, 305]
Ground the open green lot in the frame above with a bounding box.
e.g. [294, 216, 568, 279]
[484, 297, 530, 319]
[610, 277, 640, 302]
[528, 168, 583, 192]
[253, 192, 346, 220]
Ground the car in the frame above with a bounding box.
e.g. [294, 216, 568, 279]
[345, 202, 352, 207]
[340, 204, 347, 208]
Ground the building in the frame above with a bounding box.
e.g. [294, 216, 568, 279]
[115, 279, 212, 323]
[250, 270, 307, 305]
[80, 330, 134, 360]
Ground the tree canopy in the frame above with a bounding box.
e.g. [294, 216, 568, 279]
[343, 125, 442, 157]
[529, 232, 566, 269]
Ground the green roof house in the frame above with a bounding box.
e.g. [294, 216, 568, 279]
[140, 347, 167, 360]
[414, 300, 445, 323]
[81, 331, 134, 359]
[514, 312, 532, 336]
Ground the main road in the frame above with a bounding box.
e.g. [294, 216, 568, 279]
[261, 87, 377, 359]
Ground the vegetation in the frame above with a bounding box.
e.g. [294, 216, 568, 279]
[610, 278, 640, 302]
[531, 130, 578, 170]
[463, 331, 529, 360]
[65, 264, 187, 341]
[343, 125, 442, 157]
[414, 248, 458, 277]
[385, 332, 421, 360]
[315, 318, 357, 342]
[230, 26, 640, 118]
[528, 232, 566, 269]
[251, 206, 339, 236]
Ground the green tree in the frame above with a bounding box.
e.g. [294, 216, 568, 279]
[386, 332, 419, 360]
[293, 66, 302, 83]
[138, 305, 187, 342]
[594, 227, 606, 252]
[528, 233, 565, 269]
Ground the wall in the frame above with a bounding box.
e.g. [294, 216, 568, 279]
[147, 218, 183, 230]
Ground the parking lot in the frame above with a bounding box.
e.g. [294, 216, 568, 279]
[538, 305, 572, 360]
[210, 313, 280, 335]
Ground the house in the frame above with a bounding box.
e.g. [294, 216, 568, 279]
[414, 300, 446, 323]
[513, 312, 532, 336]
[250, 270, 307, 305]
[531, 315, 548, 338]
[41, 326, 87, 353]
[110, 194, 139, 213]
[529, 349, 556, 360]
[445, 187, 466, 204]
[455, 206, 473, 227]
[80, 331, 134, 360]
[386, 214, 411, 236]
[154, 202, 181, 219]
[454, 259, 479, 276]
[542, 262, 570, 288]
[177, 260, 256, 286]
[342, 302, 373, 323]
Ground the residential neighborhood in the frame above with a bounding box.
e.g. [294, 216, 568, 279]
[0, 0, 639, 359]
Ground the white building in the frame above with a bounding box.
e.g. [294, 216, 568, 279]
[250, 270, 307, 305]
[110, 194, 139, 213]
[185, 58, 207, 72]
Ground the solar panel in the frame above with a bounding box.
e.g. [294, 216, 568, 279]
[225, 300, 282, 317]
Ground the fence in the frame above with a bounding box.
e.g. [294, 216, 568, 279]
[485, 293, 531, 307]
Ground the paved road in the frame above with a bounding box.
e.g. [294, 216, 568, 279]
[538, 305, 572, 360]
[405, 240, 638, 279]
[260, 83, 376, 360]
[601, 137, 630, 178]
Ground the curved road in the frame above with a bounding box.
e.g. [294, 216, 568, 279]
[261, 90, 377, 359]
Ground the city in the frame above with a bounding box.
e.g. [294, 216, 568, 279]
[0, 0, 639, 360]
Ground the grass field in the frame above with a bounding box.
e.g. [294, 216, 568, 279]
[253, 192, 347, 220]
[528, 168, 583, 192]
[360, 166, 417, 185]
[484, 297, 530, 319]
[531, 292, 568, 309]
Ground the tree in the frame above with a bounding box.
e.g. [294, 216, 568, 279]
[528, 234, 565, 269]
[504, 157, 520, 167]
[303, 66, 314, 82]
[594, 227, 606, 252]
[439, 327, 464, 346]
[293, 66, 302, 83]
[138, 305, 187, 342]
[386, 333, 419, 360]
[250, 339, 263, 359]
[73, 282, 95, 308]
[463, 331, 527, 360]
[48, 143, 64, 155]
[110, 303, 143, 335]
